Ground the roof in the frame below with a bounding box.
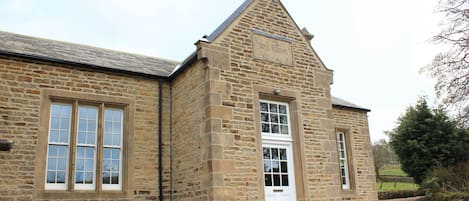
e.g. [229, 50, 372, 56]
[331, 96, 370, 112]
[0, 31, 179, 77]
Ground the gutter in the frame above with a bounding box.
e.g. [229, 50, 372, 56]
[0, 49, 168, 80]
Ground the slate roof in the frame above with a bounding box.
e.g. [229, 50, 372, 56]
[331, 96, 370, 111]
[0, 31, 179, 77]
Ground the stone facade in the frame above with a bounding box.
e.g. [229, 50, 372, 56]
[0, 0, 377, 200]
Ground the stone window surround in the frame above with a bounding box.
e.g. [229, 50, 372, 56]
[253, 85, 307, 200]
[34, 89, 135, 200]
[335, 128, 356, 193]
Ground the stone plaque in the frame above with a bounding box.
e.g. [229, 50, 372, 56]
[252, 32, 293, 66]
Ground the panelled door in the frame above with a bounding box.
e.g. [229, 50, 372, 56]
[263, 143, 296, 201]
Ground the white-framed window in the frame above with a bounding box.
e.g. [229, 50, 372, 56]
[102, 109, 123, 190]
[260, 100, 292, 141]
[45, 103, 72, 190]
[74, 106, 98, 190]
[45, 102, 123, 191]
[337, 132, 350, 189]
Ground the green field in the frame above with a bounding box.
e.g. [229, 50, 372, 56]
[379, 165, 408, 176]
[378, 182, 419, 191]
[378, 165, 418, 191]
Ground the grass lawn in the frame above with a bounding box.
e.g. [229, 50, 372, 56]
[378, 182, 419, 191]
[378, 165, 419, 192]
[379, 165, 408, 176]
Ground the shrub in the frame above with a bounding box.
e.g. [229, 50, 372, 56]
[422, 161, 469, 195]
[378, 190, 425, 200]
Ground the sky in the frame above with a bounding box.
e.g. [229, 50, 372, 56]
[0, 0, 443, 142]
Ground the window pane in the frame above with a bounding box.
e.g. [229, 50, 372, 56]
[85, 172, 93, 184]
[272, 161, 280, 172]
[271, 148, 278, 160]
[57, 158, 66, 170]
[51, 105, 61, 116]
[270, 114, 278, 123]
[102, 148, 121, 185]
[87, 134, 95, 145]
[271, 124, 279, 133]
[279, 105, 287, 114]
[78, 120, 86, 131]
[261, 113, 269, 122]
[85, 147, 94, 158]
[60, 118, 69, 130]
[48, 146, 57, 158]
[280, 149, 287, 160]
[85, 159, 94, 171]
[88, 120, 96, 132]
[111, 160, 119, 171]
[58, 146, 68, 157]
[113, 134, 121, 146]
[281, 162, 288, 173]
[50, 117, 60, 130]
[279, 115, 287, 124]
[87, 109, 97, 119]
[261, 123, 270, 133]
[77, 132, 86, 144]
[260, 102, 268, 112]
[46, 171, 56, 183]
[104, 133, 112, 146]
[264, 174, 272, 186]
[103, 160, 111, 172]
[273, 174, 281, 186]
[269, 104, 278, 113]
[103, 148, 111, 159]
[280, 125, 288, 134]
[263, 160, 272, 172]
[47, 158, 56, 170]
[76, 159, 84, 171]
[75, 172, 83, 184]
[263, 147, 270, 159]
[49, 130, 59, 143]
[76, 147, 84, 158]
[111, 173, 119, 184]
[281, 175, 289, 186]
[111, 149, 120, 160]
[113, 110, 122, 121]
[102, 172, 110, 184]
[56, 171, 66, 184]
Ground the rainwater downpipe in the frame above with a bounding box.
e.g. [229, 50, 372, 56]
[158, 79, 163, 201]
[169, 82, 173, 201]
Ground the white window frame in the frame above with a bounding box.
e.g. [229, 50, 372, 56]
[44, 102, 124, 191]
[259, 100, 292, 142]
[45, 103, 72, 190]
[337, 131, 350, 190]
[102, 108, 123, 191]
[74, 106, 98, 190]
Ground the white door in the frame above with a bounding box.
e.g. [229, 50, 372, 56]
[263, 143, 296, 201]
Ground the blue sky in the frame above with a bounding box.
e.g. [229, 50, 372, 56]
[0, 0, 442, 142]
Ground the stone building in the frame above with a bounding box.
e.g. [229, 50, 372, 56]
[0, 0, 377, 200]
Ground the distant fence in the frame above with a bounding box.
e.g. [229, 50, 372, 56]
[379, 175, 415, 183]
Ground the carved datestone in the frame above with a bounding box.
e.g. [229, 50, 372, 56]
[252, 32, 293, 66]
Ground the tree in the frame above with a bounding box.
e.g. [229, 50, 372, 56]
[372, 139, 397, 170]
[388, 98, 469, 184]
[421, 0, 469, 127]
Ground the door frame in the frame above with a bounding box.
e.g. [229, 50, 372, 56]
[253, 86, 308, 201]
